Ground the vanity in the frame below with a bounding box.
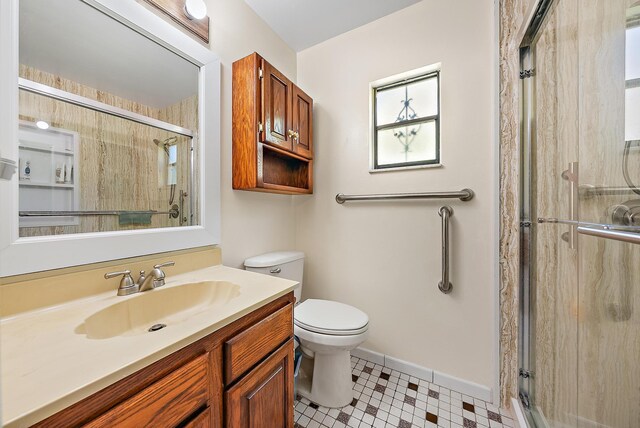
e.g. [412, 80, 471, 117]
[1, 256, 297, 427]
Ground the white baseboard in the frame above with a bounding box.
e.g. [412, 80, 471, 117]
[385, 354, 434, 383]
[352, 347, 492, 403]
[351, 347, 385, 365]
[433, 370, 492, 402]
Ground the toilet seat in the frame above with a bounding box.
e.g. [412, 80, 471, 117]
[295, 324, 369, 348]
[294, 299, 369, 336]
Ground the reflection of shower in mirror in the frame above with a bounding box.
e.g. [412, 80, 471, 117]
[153, 137, 177, 157]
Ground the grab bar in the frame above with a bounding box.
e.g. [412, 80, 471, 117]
[335, 189, 474, 204]
[438, 206, 453, 294]
[19, 208, 179, 218]
[579, 185, 640, 197]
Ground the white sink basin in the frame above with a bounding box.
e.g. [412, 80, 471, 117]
[77, 281, 241, 339]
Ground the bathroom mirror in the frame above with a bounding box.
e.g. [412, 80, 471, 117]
[0, 0, 220, 276]
[18, 0, 199, 236]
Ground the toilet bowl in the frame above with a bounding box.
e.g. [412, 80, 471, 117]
[294, 299, 368, 408]
[244, 251, 369, 408]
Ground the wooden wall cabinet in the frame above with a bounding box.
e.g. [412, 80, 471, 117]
[233, 52, 313, 194]
[34, 294, 295, 428]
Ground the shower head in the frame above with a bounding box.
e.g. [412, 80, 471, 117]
[153, 138, 169, 156]
[153, 137, 177, 156]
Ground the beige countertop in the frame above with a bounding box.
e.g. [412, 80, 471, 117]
[1, 265, 297, 427]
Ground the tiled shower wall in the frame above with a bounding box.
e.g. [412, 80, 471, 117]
[498, 0, 536, 408]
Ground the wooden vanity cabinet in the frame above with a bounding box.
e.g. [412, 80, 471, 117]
[33, 293, 295, 428]
[233, 52, 313, 194]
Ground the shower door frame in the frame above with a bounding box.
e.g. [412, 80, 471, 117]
[517, 0, 557, 426]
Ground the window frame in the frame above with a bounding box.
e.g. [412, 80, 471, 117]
[370, 65, 442, 172]
[627, 17, 640, 144]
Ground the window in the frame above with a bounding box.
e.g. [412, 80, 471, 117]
[626, 20, 640, 143]
[371, 68, 440, 171]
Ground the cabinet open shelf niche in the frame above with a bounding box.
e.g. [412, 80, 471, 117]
[232, 52, 313, 195]
[261, 144, 311, 193]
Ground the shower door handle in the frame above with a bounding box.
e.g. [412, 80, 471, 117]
[561, 162, 579, 249]
[577, 226, 640, 245]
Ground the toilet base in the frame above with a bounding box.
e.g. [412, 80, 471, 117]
[296, 349, 354, 408]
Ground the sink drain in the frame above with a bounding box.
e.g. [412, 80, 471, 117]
[148, 323, 167, 332]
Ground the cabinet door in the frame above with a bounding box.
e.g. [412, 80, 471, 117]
[292, 86, 313, 159]
[262, 60, 293, 151]
[225, 339, 294, 428]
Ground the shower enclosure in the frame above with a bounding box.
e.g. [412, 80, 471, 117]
[519, 0, 640, 427]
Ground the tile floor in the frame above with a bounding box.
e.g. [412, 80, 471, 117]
[294, 356, 515, 428]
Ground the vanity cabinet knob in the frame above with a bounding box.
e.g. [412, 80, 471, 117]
[270, 267, 282, 274]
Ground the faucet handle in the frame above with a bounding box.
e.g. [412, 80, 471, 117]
[104, 270, 138, 296]
[153, 261, 175, 269]
[104, 269, 131, 279]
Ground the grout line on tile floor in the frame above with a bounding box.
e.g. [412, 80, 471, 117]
[294, 356, 515, 428]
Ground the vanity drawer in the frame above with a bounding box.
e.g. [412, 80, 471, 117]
[84, 354, 209, 428]
[225, 303, 293, 384]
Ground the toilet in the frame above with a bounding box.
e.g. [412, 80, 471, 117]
[244, 251, 369, 408]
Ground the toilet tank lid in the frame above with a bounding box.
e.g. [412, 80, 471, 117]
[244, 251, 305, 268]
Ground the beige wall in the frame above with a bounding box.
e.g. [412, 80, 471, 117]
[204, 0, 298, 269]
[294, 0, 498, 389]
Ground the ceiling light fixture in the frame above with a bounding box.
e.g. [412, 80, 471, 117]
[184, 0, 207, 20]
[36, 120, 50, 130]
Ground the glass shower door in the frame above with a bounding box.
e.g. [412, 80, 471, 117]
[526, 0, 580, 426]
[523, 0, 640, 427]
[575, 1, 640, 427]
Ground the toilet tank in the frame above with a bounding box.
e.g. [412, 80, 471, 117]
[244, 251, 304, 302]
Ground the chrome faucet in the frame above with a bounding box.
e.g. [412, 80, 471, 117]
[138, 261, 175, 292]
[104, 261, 175, 296]
[104, 270, 138, 296]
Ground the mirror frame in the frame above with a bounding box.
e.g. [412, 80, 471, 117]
[0, 0, 221, 277]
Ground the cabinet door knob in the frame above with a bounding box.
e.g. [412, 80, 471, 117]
[287, 129, 295, 138]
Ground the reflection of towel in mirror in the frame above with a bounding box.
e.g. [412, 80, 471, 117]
[118, 212, 152, 226]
